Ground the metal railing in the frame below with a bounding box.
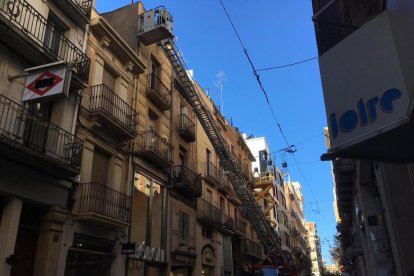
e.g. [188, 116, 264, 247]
[89, 84, 138, 134]
[197, 198, 221, 226]
[171, 165, 201, 196]
[146, 73, 171, 106]
[234, 217, 246, 234]
[77, 182, 131, 223]
[137, 129, 173, 162]
[0, 94, 83, 171]
[333, 158, 353, 170]
[68, 0, 92, 17]
[241, 239, 264, 259]
[178, 113, 195, 136]
[0, 0, 90, 81]
[218, 176, 232, 195]
[222, 213, 235, 231]
[201, 162, 221, 184]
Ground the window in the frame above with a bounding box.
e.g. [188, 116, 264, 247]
[102, 66, 117, 91]
[202, 226, 213, 239]
[178, 211, 189, 241]
[91, 148, 110, 184]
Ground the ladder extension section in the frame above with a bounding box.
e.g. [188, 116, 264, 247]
[160, 39, 281, 256]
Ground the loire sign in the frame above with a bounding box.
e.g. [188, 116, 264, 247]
[329, 88, 402, 139]
[319, 11, 412, 153]
[23, 63, 70, 102]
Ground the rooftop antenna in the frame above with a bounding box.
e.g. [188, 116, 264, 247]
[214, 70, 226, 114]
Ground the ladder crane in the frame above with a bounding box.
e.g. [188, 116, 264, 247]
[138, 7, 282, 258]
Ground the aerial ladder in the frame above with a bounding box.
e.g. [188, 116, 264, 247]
[137, 7, 282, 258]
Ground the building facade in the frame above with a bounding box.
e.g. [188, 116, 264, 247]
[285, 182, 311, 274]
[313, 0, 414, 275]
[0, 0, 91, 275]
[306, 222, 323, 276]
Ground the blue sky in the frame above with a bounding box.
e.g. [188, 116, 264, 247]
[97, 0, 336, 264]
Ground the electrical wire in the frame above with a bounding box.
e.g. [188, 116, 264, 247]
[256, 56, 318, 72]
[218, 0, 332, 227]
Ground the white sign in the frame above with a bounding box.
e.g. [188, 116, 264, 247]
[319, 11, 413, 152]
[132, 241, 165, 263]
[23, 63, 71, 102]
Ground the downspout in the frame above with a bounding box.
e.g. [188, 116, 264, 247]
[161, 70, 175, 276]
[68, 23, 90, 210]
[125, 74, 140, 276]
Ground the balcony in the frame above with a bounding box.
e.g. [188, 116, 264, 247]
[201, 162, 221, 187]
[248, 173, 256, 189]
[89, 84, 138, 139]
[228, 186, 241, 205]
[77, 182, 131, 227]
[0, 94, 83, 177]
[218, 176, 232, 196]
[146, 73, 171, 111]
[0, 0, 90, 83]
[196, 198, 221, 227]
[234, 217, 246, 236]
[242, 164, 250, 180]
[312, 0, 385, 55]
[50, 0, 92, 25]
[136, 129, 173, 168]
[241, 239, 264, 260]
[178, 114, 196, 142]
[171, 165, 202, 198]
[332, 158, 354, 172]
[221, 213, 235, 234]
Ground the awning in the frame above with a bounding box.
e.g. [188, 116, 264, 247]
[322, 117, 414, 163]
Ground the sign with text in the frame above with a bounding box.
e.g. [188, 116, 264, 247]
[121, 242, 136, 255]
[319, 11, 413, 153]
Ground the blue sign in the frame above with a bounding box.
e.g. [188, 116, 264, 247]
[329, 88, 402, 139]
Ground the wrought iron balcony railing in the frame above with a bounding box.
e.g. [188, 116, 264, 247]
[241, 239, 264, 259]
[171, 165, 202, 198]
[89, 84, 138, 137]
[221, 213, 235, 232]
[67, 0, 92, 18]
[0, 94, 83, 174]
[77, 182, 131, 224]
[0, 0, 90, 82]
[146, 73, 171, 111]
[136, 129, 173, 167]
[333, 158, 354, 171]
[218, 176, 232, 195]
[178, 113, 196, 142]
[197, 198, 221, 226]
[201, 162, 221, 186]
[234, 217, 246, 235]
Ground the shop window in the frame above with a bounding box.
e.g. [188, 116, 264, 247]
[178, 211, 189, 241]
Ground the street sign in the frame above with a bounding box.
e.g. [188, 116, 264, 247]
[23, 63, 71, 102]
[121, 242, 136, 255]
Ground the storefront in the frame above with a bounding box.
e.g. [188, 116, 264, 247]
[129, 171, 167, 276]
[65, 233, 115, 276]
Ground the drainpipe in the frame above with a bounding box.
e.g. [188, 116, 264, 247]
[125, 74, 139, 276]
[68, 23, 90, 210]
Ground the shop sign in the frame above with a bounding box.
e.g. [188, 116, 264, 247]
[131, 241, 165, 263]
[23, 62, 71, 103]
[319, 11, 412, 152]
[121, 242, 136, 255]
